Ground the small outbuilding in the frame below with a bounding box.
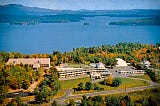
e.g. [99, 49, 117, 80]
[143, 60, 150, 68]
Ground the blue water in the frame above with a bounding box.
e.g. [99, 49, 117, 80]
[0, 16, 160, 54]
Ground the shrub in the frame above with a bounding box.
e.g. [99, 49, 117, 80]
[112, 78, 122, 87]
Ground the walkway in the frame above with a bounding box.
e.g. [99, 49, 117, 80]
[27, 76, 44, 92]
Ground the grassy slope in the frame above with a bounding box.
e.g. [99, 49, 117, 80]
[60, 77, 150, 91]
[96, 78, 150, 91]
[129, 74, 151, 81]
[60, 77, 91, 90]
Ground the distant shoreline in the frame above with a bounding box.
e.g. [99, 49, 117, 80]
[109, 18, 160, 26]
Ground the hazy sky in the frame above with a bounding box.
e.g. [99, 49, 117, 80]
[0, 0, 160, 10]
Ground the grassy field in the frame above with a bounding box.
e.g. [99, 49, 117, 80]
[95, 78, 150, 91]
[129, 74, 151, 80]
[73, 77, 150, 94]
[60, 76, 150, 91]
[60, 77, 91, 90]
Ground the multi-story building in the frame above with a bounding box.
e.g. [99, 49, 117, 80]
[89, 62, 112, 79]
[56, 67, 88, 78]
[6, 58, 50, 69]
[57, 62, 111, 79]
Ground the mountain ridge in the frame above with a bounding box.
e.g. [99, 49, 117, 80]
[0, 4, 56, 15]
[1, 4, 160, 15]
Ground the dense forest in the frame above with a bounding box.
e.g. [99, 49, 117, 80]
[0, 14, 85, 25]
[109, 17, 160, 26]
[0, 42, 160, 68]
[1, 15, 160, 25]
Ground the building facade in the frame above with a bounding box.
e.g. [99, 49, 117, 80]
[56, 67, 88, 78]
[6, 58, 50, 69]
[57, 63, 112, 79]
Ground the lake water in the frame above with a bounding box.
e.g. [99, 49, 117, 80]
[0, 16, 160, 54]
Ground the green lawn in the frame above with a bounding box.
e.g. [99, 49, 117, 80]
[60, 77, 150, 91]
[60, 77, 91, 90]
[74, 77, 150, 94]
[95, 78, 150, 91]
[129, 75, 151, 81]
[154, 69, 160, 74]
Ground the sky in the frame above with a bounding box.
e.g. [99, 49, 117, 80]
[0, 0, 160, 10]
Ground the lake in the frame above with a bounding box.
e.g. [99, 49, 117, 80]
[0, 16, 160, 54]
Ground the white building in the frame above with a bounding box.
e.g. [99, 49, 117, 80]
[56, 67, 88, 78]
[116, 58, 128, 67]
[90, 62, 112, 80]
[118, 69, 145, 75]
[90, 72, 101, 80]
[143, 60, 151, 68]
[57, 62, 112, 79]
[6, 58, 50, 69]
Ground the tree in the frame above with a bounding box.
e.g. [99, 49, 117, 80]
[77, 82, 84, 91]
[121, 99, 126, 106]
[1, 65, 38, 90]
[85, 82, 93, 91]
[50, 81, 60, 94]
[102, 78, 107, 85]
[52, 51, 62, 65]
[105, 58, 117, 68]
[80, 95, 88, 106]
[67, 99, 75, 106]
[34, 87, 39, 95]
[123, 95, 131, 106]
[105, 96, 121, 106]
[0, 86, 8, 103]
[14, 96, 24, 106]
[22, 80, 30, 90]
[7, 96, 26, 106]
[92, 95, 104, 104]
[107, 75, 113, 85]
[112, 78, 121, 87]
[35, 86, 52, 103]
[7, 99, 17, 106]
[51, 100, 58, 106]
[148, 96, 158, 106]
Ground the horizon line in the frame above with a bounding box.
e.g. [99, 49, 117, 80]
[1, 3, 160, 11]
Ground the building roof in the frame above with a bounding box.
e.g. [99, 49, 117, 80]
[116, 58, 127, 67]
[6, 58, 50, 65]
[89, 62, 105, 69]
[96, 62, 105, 69]
[89, 63, 97, 67]
[143, 60, 150, 65]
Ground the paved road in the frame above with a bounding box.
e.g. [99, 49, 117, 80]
[68, 84, 160, 99]
[55, 77, 160, 106]
[55, 89, 73, 105]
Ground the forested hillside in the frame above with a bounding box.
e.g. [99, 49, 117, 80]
[0, 42, 159, 68]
